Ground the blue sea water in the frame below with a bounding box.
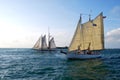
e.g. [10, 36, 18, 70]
[0, 48, 120, 80]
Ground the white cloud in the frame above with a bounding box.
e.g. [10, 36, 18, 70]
[105, 28, 120, 48]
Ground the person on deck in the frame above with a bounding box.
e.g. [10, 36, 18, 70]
[86, 47, 92, 54]
[77, 45, 83, 54]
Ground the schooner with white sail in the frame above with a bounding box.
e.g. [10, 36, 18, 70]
[33, 34, 56, 51]
[61, 12, 105, 59]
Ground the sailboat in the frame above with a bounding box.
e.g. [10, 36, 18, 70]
[61, 12, 105, 59]
[33, 34, 56, 51]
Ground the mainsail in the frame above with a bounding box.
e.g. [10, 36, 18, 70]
[69, 12, 104, 51]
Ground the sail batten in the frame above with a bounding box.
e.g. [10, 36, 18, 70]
[69, 12, 104, 51]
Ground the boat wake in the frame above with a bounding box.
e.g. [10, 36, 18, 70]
[54, 53, 66, 60]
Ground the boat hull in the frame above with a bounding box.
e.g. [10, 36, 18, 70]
[66, 52, 102, 60]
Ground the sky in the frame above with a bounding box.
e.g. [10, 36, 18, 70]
[0, 0, 120, 48]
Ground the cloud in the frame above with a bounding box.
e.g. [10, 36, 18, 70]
[111, 6, 120, 17]
[105, 28, 120, 48]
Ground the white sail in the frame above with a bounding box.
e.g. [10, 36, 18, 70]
[41, 35, 48, 49]
[49, 37, 56, 49]
[33, 36, 42, 49]
[33, 30, 56, 51]
[69, 12, 104, 51]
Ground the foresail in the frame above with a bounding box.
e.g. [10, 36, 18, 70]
[69, 17, 82, 51]
[33, 37, 41, 49]
[49, 37, 56, 49]
[81, 12, 104, 50]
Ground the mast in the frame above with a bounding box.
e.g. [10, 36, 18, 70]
[79, 14, 82, 24]
[89, 10, 92, 21]
[79, 14, 82, 49]
[90, 13, 94, 50]
[89, 14, 91, 21]
[101, 12, 105, 49]
[80, 14, 85, 50]
[79, 14, 84, 50]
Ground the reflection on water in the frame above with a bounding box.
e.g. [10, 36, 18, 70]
[62, 59, 108, 80]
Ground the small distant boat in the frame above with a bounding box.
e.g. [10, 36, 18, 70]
[61, 12, 106, 59]
[33, 33, 56, 51]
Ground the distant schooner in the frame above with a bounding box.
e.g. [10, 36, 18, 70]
[33, 33, 56, 51]
[61, 12, 106, 59]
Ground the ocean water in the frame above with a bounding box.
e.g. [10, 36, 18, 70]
[0, 48, 120, 80]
